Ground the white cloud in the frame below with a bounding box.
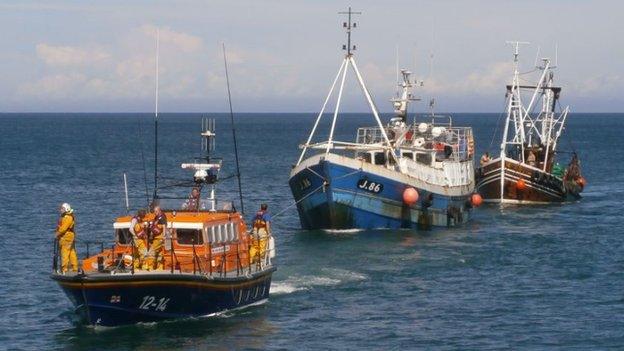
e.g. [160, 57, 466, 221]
[423, 61, 513, 96]
[36, 43, 111, 66]
[140, 24, 203, 53]
[18, 73, 88, 98]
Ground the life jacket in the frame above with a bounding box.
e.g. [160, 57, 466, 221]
[253, 210, 267, 229]
[151, 214, 166, 237]
[57, 213, 75, 234]
[132, 216, 145, 237]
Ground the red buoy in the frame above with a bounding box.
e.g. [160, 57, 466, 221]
[576, 176, 587, 188]
[471, 193, 483, 207]
[516, 179, 527, 191]
[403, 187, 419, 206]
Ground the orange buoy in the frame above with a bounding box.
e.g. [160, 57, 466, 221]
[403, 187, 419, 206]
[516, 178, 526, 191]
[576, 176, 587, 188]
[471, 193, 483, 207]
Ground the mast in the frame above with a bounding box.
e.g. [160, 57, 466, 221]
[500, 41, 528, 202]
[296, 7, 397, 165]
[222, 44, 245, 215]
[390, 69, 419, 122]
[153, 28, 160, 201]
[339, 7, 360, 56]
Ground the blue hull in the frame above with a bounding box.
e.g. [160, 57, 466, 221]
[52, 269, 275, 327]
[289, 159, 473, 230]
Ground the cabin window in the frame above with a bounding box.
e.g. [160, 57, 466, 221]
[363, 153, 372, 163]
[374, 152, 386, 165]
[402, 152, 414, 160]
[416, 152, 432, 165]
[176, 229, 204, 245]
[208, 226, 216, 243]
[229, 222, 239, 241]
[206, 222, 239, 243]
[116, 228, 132, 245]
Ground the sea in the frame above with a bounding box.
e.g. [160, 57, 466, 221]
[0, 113, 623, 350]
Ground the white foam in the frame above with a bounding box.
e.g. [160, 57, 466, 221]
[270, 269, 367, 296]
[321, 228, 364, 234]
[270, 282, 306, 295]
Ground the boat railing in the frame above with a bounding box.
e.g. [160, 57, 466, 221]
[356, 127, 386, 145]
[155, 198, 236, 213]
[355, 125, 474, 163]
[52, 232, 275, 277]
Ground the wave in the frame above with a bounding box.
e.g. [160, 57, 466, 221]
[270, 268, 367, 296]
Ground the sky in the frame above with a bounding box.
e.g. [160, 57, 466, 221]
[0, 0, 622, 113]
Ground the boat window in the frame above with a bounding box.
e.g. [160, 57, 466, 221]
[208, 226, 215, 242]
[402, 152, 413, 160]
[229, 222, 239, 241]
[416, 152, 432, 165]
[176, 229, 204, 245]
[116, 228, 132, 245]
[206, 222, 239, 243]
[374, 152, 386, 165]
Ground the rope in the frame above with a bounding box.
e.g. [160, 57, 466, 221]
[271, 181, 327, 220]
[487, 98, 511, 152]
[270, 167, 362, 220]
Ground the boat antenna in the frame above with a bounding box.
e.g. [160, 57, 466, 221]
[395, 44, 400, 96]
[222, 43, 245, 215]
[137, 116, 151, 207]
[123, 173, 130, 214]
[339, 7, 361, 56]
[533, 45, 541, 68]
[152, 28, 160, 201]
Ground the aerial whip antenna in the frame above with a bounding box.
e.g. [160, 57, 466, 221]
[152, 28, 160, 201]
[395, 44, 400, 95]
[222, 43, 245, 214]
[534, 45, 541, 68]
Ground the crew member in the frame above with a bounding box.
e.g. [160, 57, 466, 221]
[145, 206, 167, 270]
[55, 203, 78, 273]
[480, 152, 491, 166]
[249, 204, 271, 262]
[183, 187, 201, 211]
[129, 209, 148, 269]
[527, 150, 537, 167]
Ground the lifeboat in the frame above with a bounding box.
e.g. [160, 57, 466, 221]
[50, 118, 276, 327]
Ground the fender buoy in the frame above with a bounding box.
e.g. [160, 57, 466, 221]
[403, 187, 419, 206]
[516, 179, 527, 191]
[576, 176, 587, 188]
[471, 193, 483, 207]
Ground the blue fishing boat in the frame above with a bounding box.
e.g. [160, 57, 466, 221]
[289, 8, 480, 230]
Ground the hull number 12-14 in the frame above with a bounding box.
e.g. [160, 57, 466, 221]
[139, 296, 170, 311]
[357, 179, 383, 193]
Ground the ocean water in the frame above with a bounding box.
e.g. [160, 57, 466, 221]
[0, 113, 623, 350]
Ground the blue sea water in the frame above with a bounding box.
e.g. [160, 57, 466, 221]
[0, 112, 623, 350]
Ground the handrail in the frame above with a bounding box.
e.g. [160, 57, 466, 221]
[51, 234, 275, 277]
